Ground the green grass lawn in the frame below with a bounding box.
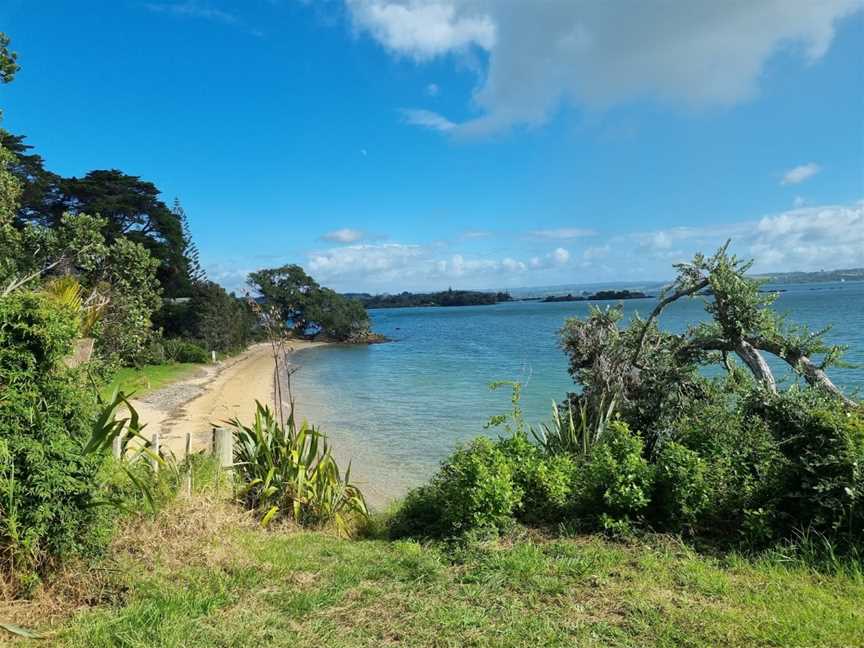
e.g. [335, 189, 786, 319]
[33, 501, 864, 647]
[100, 362, 204, 400]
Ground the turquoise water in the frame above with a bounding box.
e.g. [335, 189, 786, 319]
[290, 282, 864, 505]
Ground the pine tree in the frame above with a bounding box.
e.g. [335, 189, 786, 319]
[173, 198, 206, 286]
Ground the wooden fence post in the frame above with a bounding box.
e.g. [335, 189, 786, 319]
[184, 432, 193, 496]
[213, 427, 233, 475]
[150, 432, 160, 473]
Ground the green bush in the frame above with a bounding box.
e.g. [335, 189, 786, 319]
[749, 392, 864, 542]
[163, 338, 208, 363]
[574, 421, 654, 532]
[652, 441, 709, 530]
[0, 292, 110, 580]
[391, 437, 522, 539]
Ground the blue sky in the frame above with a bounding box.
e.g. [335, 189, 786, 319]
[1, 0, 862, 293]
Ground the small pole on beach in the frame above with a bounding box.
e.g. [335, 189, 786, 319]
[211, 350, 216, 364]
[150, 432, 160, 473]
[184, 432, 193, 497]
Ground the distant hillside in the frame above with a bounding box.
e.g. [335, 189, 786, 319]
[345, 289, 513, 309]
[751, 268, 864, 284]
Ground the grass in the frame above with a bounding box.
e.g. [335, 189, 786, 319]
[12, 497, 864, 647]
[100, 362, 204, 400]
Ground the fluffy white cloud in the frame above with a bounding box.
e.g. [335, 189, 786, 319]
[750, 203, 864, 270]
[347, 0, 863, 133]
[346, 0, 495, 60]
[307, 242, 572, 289]
[529, 227, 595, 240]
[321, 228, 367, 243]
[781, 162, 821, 185]
[401, 108, 456, 131]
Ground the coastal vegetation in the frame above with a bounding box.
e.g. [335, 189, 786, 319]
[248, 264, 374, 342]
[351, 288, 513, 309]
[1, 29, 863, 646]
[388, 245, 863, 553]
[542, 289, 650, 303]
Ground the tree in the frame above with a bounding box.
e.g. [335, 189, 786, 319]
[0, 130, 63, 226]
[174, 198, 206, 285]
[0, 32, 19, 85]
[55, 170, 189, 297]
[248, 264, 320, 335]
[248, 264, 371, 342]
[561, 244, 859, 434]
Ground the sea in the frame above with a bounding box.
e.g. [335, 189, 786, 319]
[289, 281, 864, 506]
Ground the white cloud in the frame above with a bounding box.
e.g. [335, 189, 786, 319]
[529, 227, 595, 240]
[793, 196, 806, 207]
[460, 229, 493, 239]
[400, 108, 456, 131]
[306, 242, 572, 289]
[781, 162, 821, 185]
[346, 0, 495, 60]
[145, 1, 238, 24]
[347, 0, 863, 134]
[551, 247, 570, 265]
[583, 245, 610, 261]
[426, 82, 440, 96]
[750, 203, 864, 270]
[321, 228, 367, 243]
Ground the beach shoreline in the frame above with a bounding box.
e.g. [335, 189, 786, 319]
[128, 339, 329, 458]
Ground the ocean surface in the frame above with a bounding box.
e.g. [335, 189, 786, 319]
[290, 282, 864, 505]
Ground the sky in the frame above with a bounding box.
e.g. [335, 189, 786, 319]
[1, 0, 863, 293]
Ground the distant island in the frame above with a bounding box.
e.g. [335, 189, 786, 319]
[542, 289, 651, 303]
[346, 289, 514, 309]
[751, 268, 864, 284]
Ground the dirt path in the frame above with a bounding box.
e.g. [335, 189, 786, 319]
[129, 340, 328, 457]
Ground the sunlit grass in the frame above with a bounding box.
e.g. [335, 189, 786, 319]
[32, 505, 864, 648]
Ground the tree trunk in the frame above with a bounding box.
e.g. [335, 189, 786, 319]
[734, 339, 777, 394]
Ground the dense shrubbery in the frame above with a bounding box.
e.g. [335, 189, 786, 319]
[390, 247, 863, 555]
[390, 384, 863, 549]
[162, 338, 209, 364]
[0, 293, 108, 581]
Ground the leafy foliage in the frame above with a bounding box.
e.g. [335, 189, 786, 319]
[0, 292, 106, 581]
[227, 402, 367, 535]
[248, 264, 371, 342]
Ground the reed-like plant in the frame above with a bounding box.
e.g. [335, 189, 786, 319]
[532, 396, 617, 458]
[227, 401, 367, 535]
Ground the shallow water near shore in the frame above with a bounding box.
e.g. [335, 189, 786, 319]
[289, 282, 864, 507]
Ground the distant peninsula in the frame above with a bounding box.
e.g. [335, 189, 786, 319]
[751, 268, 864, 284]
[346, 289, 514, 309]
[542, 289, 651, 303]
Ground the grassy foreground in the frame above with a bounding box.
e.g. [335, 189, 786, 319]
[11, 497, 863, 647]
[100, 362, 204, 400]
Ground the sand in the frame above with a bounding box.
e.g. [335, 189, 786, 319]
[129, 340, 328, 457]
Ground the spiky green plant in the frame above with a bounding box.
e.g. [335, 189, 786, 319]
[227, 402, 367, 535]
[532, 396, 617, 458]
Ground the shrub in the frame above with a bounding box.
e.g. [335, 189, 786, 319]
[574, 421, 654, 532]
[652, 441, 709, 530]
[0, 292, 109, 581]
[671, 399, 784, 537]
[749, 392, 864, 542]
[391, 437, 521, 539]
[163, 338, 208, 364]
[226, 402, 367, 535]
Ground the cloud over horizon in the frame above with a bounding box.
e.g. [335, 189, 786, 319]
[347, 0, 864, 134]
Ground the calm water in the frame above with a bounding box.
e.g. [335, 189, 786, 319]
[290, 282, 864, 505]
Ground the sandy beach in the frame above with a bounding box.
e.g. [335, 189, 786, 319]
[129, 339, 328, 457]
